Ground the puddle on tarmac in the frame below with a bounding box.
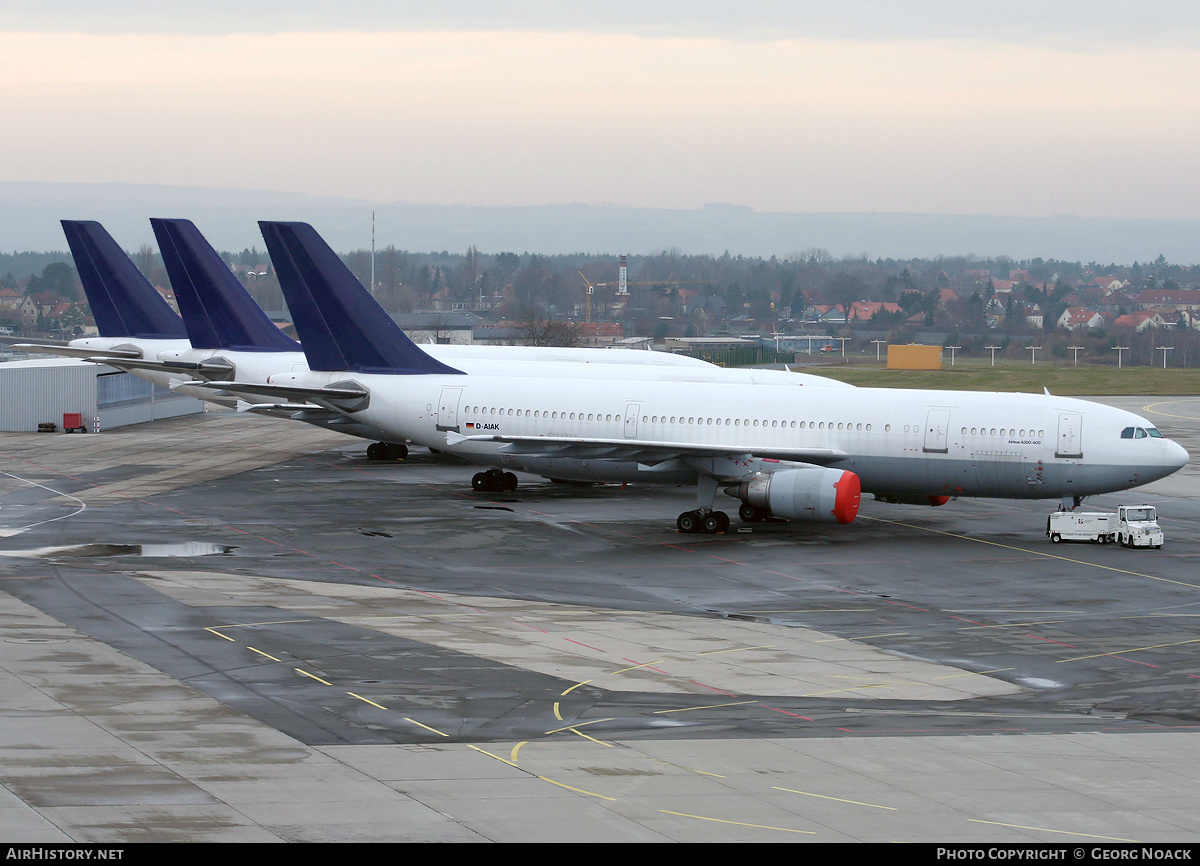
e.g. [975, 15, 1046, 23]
[0, 542, 238, 559]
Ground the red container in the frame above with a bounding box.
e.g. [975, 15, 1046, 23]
[63, 413, 84, 431]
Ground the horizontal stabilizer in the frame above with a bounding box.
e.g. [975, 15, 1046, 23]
[237, 401, 323, 413]
[188, 379, 370, 412]
[12, 343, 143, 360]
[61, 220, 188, 339]
[152, 218, 301, 353]
[85, 356, 235, 379]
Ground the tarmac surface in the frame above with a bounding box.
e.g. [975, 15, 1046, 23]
[1, 395, 1199, 842]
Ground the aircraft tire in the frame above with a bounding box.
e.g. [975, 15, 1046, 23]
[367, 442, 384, 460]
[472, 472, 490, 492]
[501, 472, 518, 492]
[384, 443, 408, 461]
[704, 512, 729, 534]
[677, 511, 701, 533]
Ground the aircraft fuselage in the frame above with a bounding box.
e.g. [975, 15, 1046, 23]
[258, 369, 1189, 500]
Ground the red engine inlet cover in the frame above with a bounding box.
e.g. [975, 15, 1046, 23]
[832, 471, 862, 524]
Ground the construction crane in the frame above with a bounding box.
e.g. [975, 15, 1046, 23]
[578, 255, 629, 323]
[580, 255, 713, 321]
[576, 271, 605, 323]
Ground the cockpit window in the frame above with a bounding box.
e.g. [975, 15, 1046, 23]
[1122, 426, 1160, 439]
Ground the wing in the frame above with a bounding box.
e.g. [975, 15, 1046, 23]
[444, 431, 846, 469]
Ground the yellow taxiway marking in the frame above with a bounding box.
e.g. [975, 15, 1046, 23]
[510, 742, 526, 763]
[654, 699, 758, 715]
[1058, 636, 1200, 663]
[204, 627, 237, 642]
[467, 745, 615, 800]
[801, 684, 893, 697]
[404, 718, 449, 737]
[611, 660, 666, 674]
[863, 516, 1200, 590]
[347, 692, 387, 710]
[818, 631, 909, 641]
[773, 787, 897, 810]
[561, 680, 592, 696]
[545, 717, 615, 735]
[968, 818, 1136, 842]
[934, 669, 1014, 679]
[957, 619, 1068, 630]
[205, 619, 310, 633]
[295, 668, 332, 685]
[698, 644, 775, 656]
[247, 647, 281, 662]
[644, 756, 725, 778]
[1142, 399, 1200, 422]
[568, 727, 613, 746]
[658, 810, 814, 835]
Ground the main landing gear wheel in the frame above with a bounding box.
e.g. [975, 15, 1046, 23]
[472, 469, 518, 493]
[677, 510, 729, 534]
[367, 442, 408, 461]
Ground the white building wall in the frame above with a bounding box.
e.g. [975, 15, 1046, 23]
[0, 359, 202, 433]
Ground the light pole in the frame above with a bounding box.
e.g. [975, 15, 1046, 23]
[1157, 346, 1174, 368]
[1026, 345, 1041, 364]
[1067, 345, 1085, 366]
[945, 345, 961, 366]
[985, 345, 1002, 366]
[871, 339, 886, 362]
[836, 336, 851, 358]
[1112, 346, 1129, 368]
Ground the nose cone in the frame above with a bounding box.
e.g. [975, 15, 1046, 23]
[1166, 439, 1190, 473]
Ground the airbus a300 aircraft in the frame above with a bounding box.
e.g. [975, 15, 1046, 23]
[19, 220, 849, 460]
[187, 220, 1189, 534]
[146, 219, 851, 462]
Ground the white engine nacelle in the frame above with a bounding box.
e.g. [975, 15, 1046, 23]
[726, 467, 861, 524]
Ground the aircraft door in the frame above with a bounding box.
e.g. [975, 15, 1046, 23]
[437, 387, 463, 432]
[922, 408, 951, 453]
[624, 402, 641, 438]
[1056, 412, 1083, 458]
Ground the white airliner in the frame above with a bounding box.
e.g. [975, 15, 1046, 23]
[20, 221, 849, 461]
[188, 221, 1190, 533]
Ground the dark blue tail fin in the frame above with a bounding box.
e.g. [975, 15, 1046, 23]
[61, 220, 188, 339]
[259, 221, 462, 375]
[151, 218, 301, 353]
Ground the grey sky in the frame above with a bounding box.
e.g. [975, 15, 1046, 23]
[4, 3, 1199, 222]
[7, 2, 1200, 44]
